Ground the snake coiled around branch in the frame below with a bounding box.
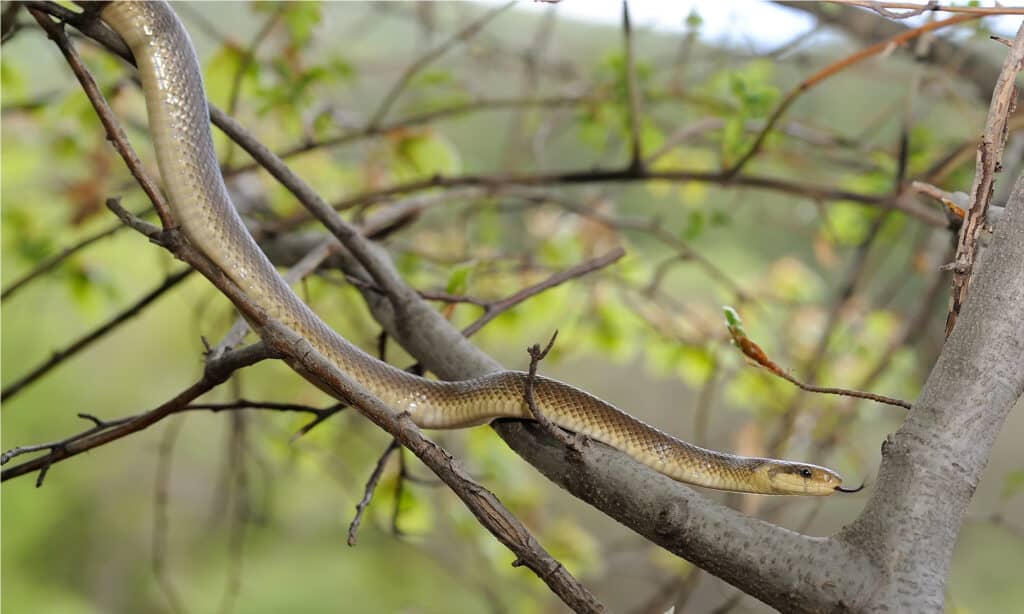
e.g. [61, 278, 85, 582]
[99, 0, 853, 496]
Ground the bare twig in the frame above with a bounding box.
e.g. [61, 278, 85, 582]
[724, 307, 912, 410]
[1, 342, 275, 484]
[523, 331, 582, 452]
[221, 5, 282, 168]
[314, 165, 945, 227]
[225, 97, 589, 177]
[348, 439, 401, 546]
[622, 1, 644, 171]
[367, 1, 515, 128]
[0, 268, 193, 402]
[945, 23, 1024, 335]
[831, 0, 1024, 17]
[28, 6, 174, 228]
[463, 247, 625, 337]
[724, 13, 978, 178]
[1, 207, 152, 301]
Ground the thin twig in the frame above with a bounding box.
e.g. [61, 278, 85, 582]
[523, 331, 582, 452]
[945, 23, 1024, 335]
[225, 97, 589, 177]
[622, 1, 644, 171]
[831, 0, 1024, 17]
[723, 13, 978, 178]
[1, 343, 274, 483]
[222, 5, 282, 168]
[366, 1, 515, 128]
[28, 6, 175, 227]
[1, 268, 193, 402]
[464, 247, 625, 337]
[347, 439, 401, 546]
[1, 207, 151, 301]
[724, 307, 912, 410]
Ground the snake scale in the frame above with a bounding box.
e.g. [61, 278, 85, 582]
[99, 0, 854, 496]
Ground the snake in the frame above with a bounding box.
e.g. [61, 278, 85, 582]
[98, 0, 857, 496]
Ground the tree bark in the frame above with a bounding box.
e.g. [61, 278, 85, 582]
[838, 176, 1024, 611]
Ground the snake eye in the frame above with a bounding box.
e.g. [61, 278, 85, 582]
[799, 468, 813, 478]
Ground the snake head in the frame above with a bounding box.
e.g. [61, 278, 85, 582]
[762, 462, 846, 496]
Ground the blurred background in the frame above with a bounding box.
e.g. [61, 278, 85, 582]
[2, 1, 1023, 612]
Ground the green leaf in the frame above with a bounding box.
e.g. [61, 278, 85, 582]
[682, 210, 705, 240]
[281, 2, 322, 48]
[1002, 470, 1024, 500]
[722, 305, 745, 336]
[445, 261, 475, 295]
[391, 131, 462, 181]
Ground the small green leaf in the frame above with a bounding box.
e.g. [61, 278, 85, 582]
[682, 210, 705, 240]
[391, 131, 462, 181]
[282, 2, 321, 48]
[445, 261, 475, 295]
[1002, 470, 1024, 500]
[723, 305, 745, 336]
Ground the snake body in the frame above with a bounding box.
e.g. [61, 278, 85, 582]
[100, 0, 849, 496]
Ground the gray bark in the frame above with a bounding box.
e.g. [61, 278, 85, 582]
[839, 176, 1024, 611]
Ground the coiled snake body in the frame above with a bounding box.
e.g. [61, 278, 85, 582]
[100, 0, 851, 496]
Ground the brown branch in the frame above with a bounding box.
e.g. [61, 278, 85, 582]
[0, 267, 193, 403]
[0, 342, 275, 484]
[724, 12, 978, 178]
[224, 96, 590, 177]
[183, 399, 335, 415]
[28, 6, 174, 228]
[1, 206, 152, 301]
[831, 0, 1024, 17]
[348, 439, 401, 546]
[523, 331, 582, 452]
[725, 307, 912, 410]
[622, 1, 644, 171]
[945, 24, 1024, 336]
[313, 166, 946, 227]
[366, 1, 515, 128]
[462, 247, 625, 337]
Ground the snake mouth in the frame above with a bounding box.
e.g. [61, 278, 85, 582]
[835, 483, 865, 493]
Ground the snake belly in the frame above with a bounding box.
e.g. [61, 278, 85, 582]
[98, 0, 846, 496]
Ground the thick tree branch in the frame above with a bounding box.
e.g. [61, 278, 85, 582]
[840, 175, 1024, 611]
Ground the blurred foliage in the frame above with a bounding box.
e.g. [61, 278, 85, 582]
[2, 2, 1023, 613]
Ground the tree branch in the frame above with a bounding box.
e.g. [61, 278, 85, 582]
[945, 25, 1024, 334]
[840, 174, 1024, 611]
